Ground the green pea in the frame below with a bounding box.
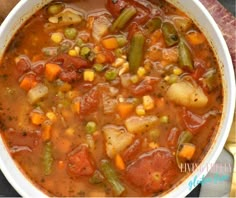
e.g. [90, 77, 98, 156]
[86, 121, 97, 134]
[80, 46, 91, 58]
[64, 27, 77, 40]
[47, 3, 64, 15]
[93, 64, 104, 72]
[105, 70, 117, 81]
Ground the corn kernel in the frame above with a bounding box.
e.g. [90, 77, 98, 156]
[112, 58, 125, 67]
[143, 95, 155, 110]
[74, 46, 80, 54]
[160, 115, 169, 123]
[119, 62, 129, 76]
[149, 142, 159, 149]
[51, 32, 63, 44]
[121, 55, 127, 60]
[173, 67, 183, 75]
[68, 49, 78, 57]
[46, 112, 57, 122]
[136, 104, 146, 116]
[65, 127, 75, 136]
[66, 90, 79, 99]
[83, 69, 95, 82]
[130, 75, 139, 84]
[48, 16, 59, 24]
[164, 75, 170, 81]
[137, 67, 147, 77]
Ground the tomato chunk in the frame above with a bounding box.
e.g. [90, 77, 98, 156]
[131, 78, 158, 96]
[67, 144, 95, 176]
[182, 109, 206, 134]
[80, 87, 100, 115]
[52, 54, 91, 69]
[126, 148, 178, 193]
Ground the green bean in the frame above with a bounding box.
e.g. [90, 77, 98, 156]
[111, 6, 137, 32]
[89, 170, 104, 184]
[100, 160, 125, 196]
[47, 3, 64, 15]
[43, 141, 53, 176]
[128, 32, 145, 73]
[178, 39, 193, 70]
[178, 130, 193, 145]
[64, 27, 77, 40]
[161, 22, 179, 46]
[176, 130, 193, 168]
[145, 17, 162, 33]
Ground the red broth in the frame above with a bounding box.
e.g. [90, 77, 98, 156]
[0, 0, 223, 196]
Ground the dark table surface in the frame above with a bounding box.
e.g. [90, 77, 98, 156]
[0, 0, 235, 197]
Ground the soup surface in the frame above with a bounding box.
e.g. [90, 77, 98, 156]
[0, 0, 223, 196]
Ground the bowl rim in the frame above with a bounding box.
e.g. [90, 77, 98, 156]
[0, 0, 235, 197]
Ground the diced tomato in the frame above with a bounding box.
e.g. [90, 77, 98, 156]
[191, 60, 206, 80]
[102, 48, 116, 63]
[59, 70, 78, 82]
[126, 148, 178, 193]
[16, 58, 31, 75]
[67, 144, 95, 177]
[3, 129, 40, 151]
[127, 22, 140, 40]
[52, 54, 91, 69]
[122, 139, 141, 162]
[182, 108, 206, 134]
[131, 78, 158, 96]
[106, 0, 129, 18]
[167, 127, 180, 148]
[80, 87, 100, 115]
[131, 1, 150, 24]
[32, 63, 45, 75]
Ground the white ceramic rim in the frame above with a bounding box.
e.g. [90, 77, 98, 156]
[0, 0, 235, 197]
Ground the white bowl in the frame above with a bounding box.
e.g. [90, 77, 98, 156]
[0, 0, 235, 197]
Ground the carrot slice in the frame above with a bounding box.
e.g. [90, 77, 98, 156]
[115, 154, 126, 170]
[186, 31, 205, 45]
[101, 37, 119, 49]
[20, 74, 38, 91]
[178, 143, 196, 160]
[95, 53, 107, 64]
[117, 102, 134, 119]
[41, 121, 52, 142]
[45, 63, 61, 81]
[30, 112, 46, 125]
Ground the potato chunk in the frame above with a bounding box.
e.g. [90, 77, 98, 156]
[166, 81, 208, 108]
[125, 116, 158, 134]
[103, 125, 134, 158]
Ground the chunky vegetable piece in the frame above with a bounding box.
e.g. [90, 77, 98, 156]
[110, 6, 137, 32]
[43, 141, 53, 176]
[100, 160, 125, 196]
[128, 32, 145, 73]
[103, 125, 134, 158]
[0, 0, 223, 197]
[166, 81, 208, 108]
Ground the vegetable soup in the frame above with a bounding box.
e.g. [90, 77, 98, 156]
[0, 0, 223, 196]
